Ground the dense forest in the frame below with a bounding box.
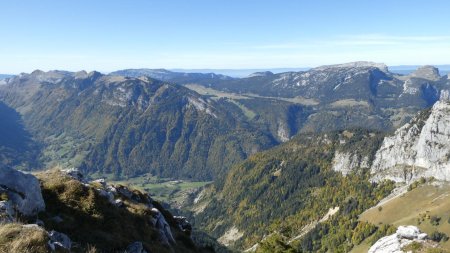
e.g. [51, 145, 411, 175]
[192, 129, 396, 251]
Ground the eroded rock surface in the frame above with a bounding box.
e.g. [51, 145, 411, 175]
[368, 226, 428, 253]
[371, 100, 450, 182]
[0, 167, 45, 217]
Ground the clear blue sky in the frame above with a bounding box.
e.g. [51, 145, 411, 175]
[1, 0, 450, 73]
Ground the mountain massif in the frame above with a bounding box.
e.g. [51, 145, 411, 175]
[115, 62, 450, 133]
[1, 62, 450, 252]
[0, 71, 276, 180]
[1, 62, 449, 182]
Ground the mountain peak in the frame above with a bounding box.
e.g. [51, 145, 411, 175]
[410, 65, 440, 80]
[74, 70, 88, 79]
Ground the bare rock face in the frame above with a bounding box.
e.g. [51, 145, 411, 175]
[331, 151, 370, 176]
[371, 100, 450, 182]
[0, 167, 45, 217]
[368, 226, 427, 253]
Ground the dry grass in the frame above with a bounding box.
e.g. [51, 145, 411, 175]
[359, 182, 450, 250]
[0, 223, 49, 253]
[34, 169, 196, 253]
[85, 244, 99, 253]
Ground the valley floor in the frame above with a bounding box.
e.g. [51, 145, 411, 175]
[108, 173, 211, 206]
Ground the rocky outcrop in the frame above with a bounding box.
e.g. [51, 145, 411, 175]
[218, 226, 244, 246]
[151, 208, 176, 245]
[174, 216, 192, 235]
[371, 100, 450, 182]
[0, 167, 200, 252]
[0, 167, 45, 217]
[332, 151, 370, 175]
[368, 226, 427, 253]
[88, 174, 186, 247]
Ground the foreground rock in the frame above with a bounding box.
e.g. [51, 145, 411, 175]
[0, 166, 45, 218]
[368, 226, 427, 253]
[48, 230, 72, 251]
[0, 167, 202, 253]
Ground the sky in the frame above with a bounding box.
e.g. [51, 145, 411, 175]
[1, 0, 450, 73]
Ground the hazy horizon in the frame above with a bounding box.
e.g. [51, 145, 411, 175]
[1, 0, 450, 73]
[2, 63, 450, 78]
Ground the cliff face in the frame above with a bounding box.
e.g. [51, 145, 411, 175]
[371, 98, 450, 182]
[331, 151, 370, 176]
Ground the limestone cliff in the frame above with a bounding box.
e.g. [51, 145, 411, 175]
[371, 97, 450, 182]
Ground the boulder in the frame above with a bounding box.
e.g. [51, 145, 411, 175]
[125, 241, 148, 253]
[0, 167, 45, 217]
[97, 188, 115, 204]
[48, 230, 72, 251]
[115, 199, 124, 207]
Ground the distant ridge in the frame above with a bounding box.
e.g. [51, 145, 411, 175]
[168, 68, 310, 77]
[115, 65, 450, 78]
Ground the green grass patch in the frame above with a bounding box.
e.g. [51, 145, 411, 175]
[110, 173, 211, 204]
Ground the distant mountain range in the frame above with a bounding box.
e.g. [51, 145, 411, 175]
[113, 62, 450, 131]
[142, 65, 450, 77]
[3, 64, 450, 79]
[168, 68, 310, 77]
[1, 62, 449, 181]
